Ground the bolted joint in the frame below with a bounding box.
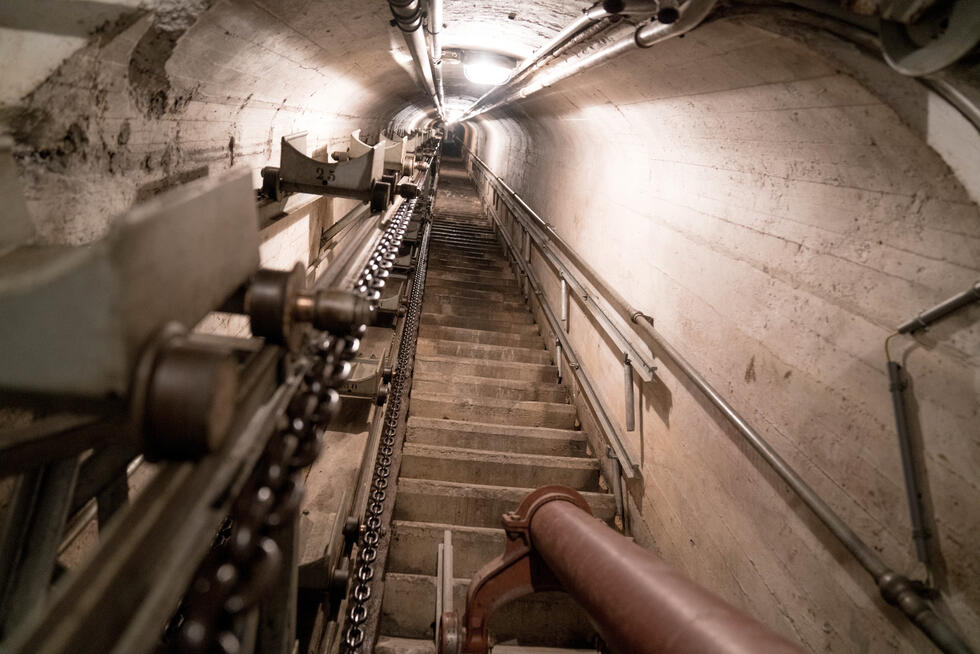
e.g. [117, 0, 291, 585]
[438, 610, 462, 654]
[247, 265, 375, 348]
[307, 289, 376, 334]
[878, 571, 929, 617]
[260, 166, 283, 200]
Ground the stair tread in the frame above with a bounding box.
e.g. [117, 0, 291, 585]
[412, 370, 563, 393]
[411, 391, 574, 414]
[403, 443, 597, 468]
[376, 636, 592, 654]
[395, 477, 615, 517]
[406, 416, 585, 441]
[415, 354, 555, 372]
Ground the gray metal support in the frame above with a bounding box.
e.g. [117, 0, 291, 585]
[624, 356, 635, 432]
[0, 457, 80, 637]
[887, 362, 930, 566]
[258, 515, 299, 654]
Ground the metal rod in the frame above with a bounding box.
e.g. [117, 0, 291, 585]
[560, 277, 569, 329]
[631, 313, 974, 654]
[464, 0, 718, 120]
[427, 0, 445, 108]
[887, 362, 931, 566]
[388, 0, 443, 116]
[491, 196, 638, 478]
[461, 4, 611, 120]
[460, 144, 656, 381]
[624, 355, 635, 432]
[896, 281, 980, 333]
[528, 491, 807, 654]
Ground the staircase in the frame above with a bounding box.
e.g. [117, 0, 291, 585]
[375, 159, 616, 653]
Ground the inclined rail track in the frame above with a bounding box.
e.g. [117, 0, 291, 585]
[342, 197, 433, 652]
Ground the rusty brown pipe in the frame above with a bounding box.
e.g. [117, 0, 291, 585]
[441, 486, 805, 654]
[531, 495, 804, 653]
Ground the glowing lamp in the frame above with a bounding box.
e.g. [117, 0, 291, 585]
[463, 58, 511, 86]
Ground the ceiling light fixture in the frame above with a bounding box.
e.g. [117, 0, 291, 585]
[463, 58, 512, 86]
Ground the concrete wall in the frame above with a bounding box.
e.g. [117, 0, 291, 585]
[1, 0, 419, 247]
[465, 16, 980, 654]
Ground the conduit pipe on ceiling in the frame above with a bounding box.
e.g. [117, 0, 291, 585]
[461, 2, 612, 119]
[462, 0, 718, 121]
[427, 0, 446, 111]
[388, 0, 444, 118]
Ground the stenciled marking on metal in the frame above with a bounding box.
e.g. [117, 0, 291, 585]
[342, 198, 433, 652]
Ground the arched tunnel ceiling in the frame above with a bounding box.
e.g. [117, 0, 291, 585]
[0, 0, 606, 239]
[1, 0, 977, 234]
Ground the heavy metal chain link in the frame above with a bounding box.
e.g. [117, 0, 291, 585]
[165, 198, 420, 654]
[342, 196, 432, 652]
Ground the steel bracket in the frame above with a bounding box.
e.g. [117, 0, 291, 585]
[262, 138, 390, 211]
[337, 356, 392, 406]
[437, 486, 591, 654]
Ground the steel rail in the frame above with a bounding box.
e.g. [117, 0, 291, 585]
[490, 191, 640, 480]
[460, 144, 975, 654]
[463, 145, 655, 380]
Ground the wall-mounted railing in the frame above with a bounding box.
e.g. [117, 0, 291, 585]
[457, 141, 975, 654]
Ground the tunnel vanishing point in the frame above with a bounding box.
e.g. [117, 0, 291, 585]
[0, 1, 979, 653]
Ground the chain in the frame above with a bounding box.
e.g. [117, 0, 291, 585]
[165, 192, 421, 654]
[342, 195, 432, 652]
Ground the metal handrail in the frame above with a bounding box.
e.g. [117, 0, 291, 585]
[457, 143, 975, 654]
[491, 197, 639, 480]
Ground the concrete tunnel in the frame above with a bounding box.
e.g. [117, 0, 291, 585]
[0, 1, 978, 653]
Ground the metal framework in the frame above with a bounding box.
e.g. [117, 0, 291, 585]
[0, 129, 443, 654]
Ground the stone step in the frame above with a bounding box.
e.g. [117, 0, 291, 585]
[406, 417, 587, 457]
[410, 392, 576, 429]
[419, 324, 542, 349]
[430, 240, 500, 252]
[429, 246, 506, 259]
[427, 268, 516, 285]
[431, 220, 493, 233]
[425, 276, 519, 295]
[420, 312, 539, 335]
[400, 443, 600, 490]
[421, 302, 533, 323]
[423, 285, 517, 303]
[429, 241, 498, 255]
[430, 227, 494, 236]
[414, 355, 557, 384]
[393, 478, 616, 529]
[428, 257, 510, 272]
[376, 639, 590, 654]
[412, 372, 565, 404]
[380, 573, 597, 646]
[417, 338, 550, 365]
[423, 294, 528, 314]
[388, 520, 502, 578]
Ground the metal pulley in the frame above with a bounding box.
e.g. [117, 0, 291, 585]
[131, 323, 240, 461]
[246, 264, 375, 349]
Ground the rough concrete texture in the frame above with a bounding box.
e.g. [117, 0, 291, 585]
[459, 17, 980, 654]
[2, 0, 418, 246]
